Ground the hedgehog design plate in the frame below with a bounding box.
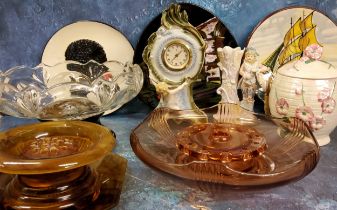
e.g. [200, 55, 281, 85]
[41, 20, 134, 115]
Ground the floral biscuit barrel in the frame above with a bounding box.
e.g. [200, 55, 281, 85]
[269, 45, 337, 146]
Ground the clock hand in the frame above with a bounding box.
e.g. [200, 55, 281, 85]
[172, 50, 183, 61]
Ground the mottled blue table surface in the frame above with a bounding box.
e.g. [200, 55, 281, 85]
[1, 114, 337, 210]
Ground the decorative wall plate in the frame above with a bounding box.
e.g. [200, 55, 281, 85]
[41, 21, 134, 115]
[134, 3, 237, 108]
[131, 103, 320, 187]
[246, 6, 337, 72]
[42, 20, 134, 66]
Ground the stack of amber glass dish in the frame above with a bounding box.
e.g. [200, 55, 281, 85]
[0, 121, 127, 209]
[131, 103, 320, 187]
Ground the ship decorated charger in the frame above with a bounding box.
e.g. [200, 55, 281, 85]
[269, 45, 337, 146]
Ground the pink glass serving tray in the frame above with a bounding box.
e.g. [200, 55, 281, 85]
[131, 103, 320, 187]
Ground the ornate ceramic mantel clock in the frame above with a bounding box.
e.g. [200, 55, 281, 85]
[143, 4, 206, 111]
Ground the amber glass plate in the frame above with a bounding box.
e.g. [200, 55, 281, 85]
[0, 121, 126, 209]
[130, 103, 320, 187]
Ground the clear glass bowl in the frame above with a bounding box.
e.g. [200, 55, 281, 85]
[0, 60, 143, 120]
[131, 103, 320, 187]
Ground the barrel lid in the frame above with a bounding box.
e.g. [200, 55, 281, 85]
[277, 44, 337, 79]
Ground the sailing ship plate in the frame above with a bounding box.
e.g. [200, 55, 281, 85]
[246, 6, 337, 72]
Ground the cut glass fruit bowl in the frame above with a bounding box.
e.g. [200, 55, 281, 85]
[0, 60, 143, 120]
[130, 103, 320, 187]
[0, 121, 126, 209]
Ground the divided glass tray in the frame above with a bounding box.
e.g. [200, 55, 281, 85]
[131, 103, 320, 187]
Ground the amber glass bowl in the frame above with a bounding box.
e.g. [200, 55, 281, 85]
[131, 103, 320, 187]
[0, 121, 117, 209]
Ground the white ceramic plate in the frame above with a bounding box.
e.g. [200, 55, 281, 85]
[246, 6, 337, 71]
[42, 20, 134, 115]
[42, 20, 134, 66]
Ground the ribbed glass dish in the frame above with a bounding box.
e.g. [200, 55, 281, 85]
[0, 60, 143, 120]
[131, 103, 320, 187]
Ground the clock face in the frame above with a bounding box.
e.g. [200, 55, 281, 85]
[162, 42, 191, 71]
[144, 27, 205, 85]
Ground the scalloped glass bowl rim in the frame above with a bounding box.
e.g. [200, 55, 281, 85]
[0, 60, 143, 120]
